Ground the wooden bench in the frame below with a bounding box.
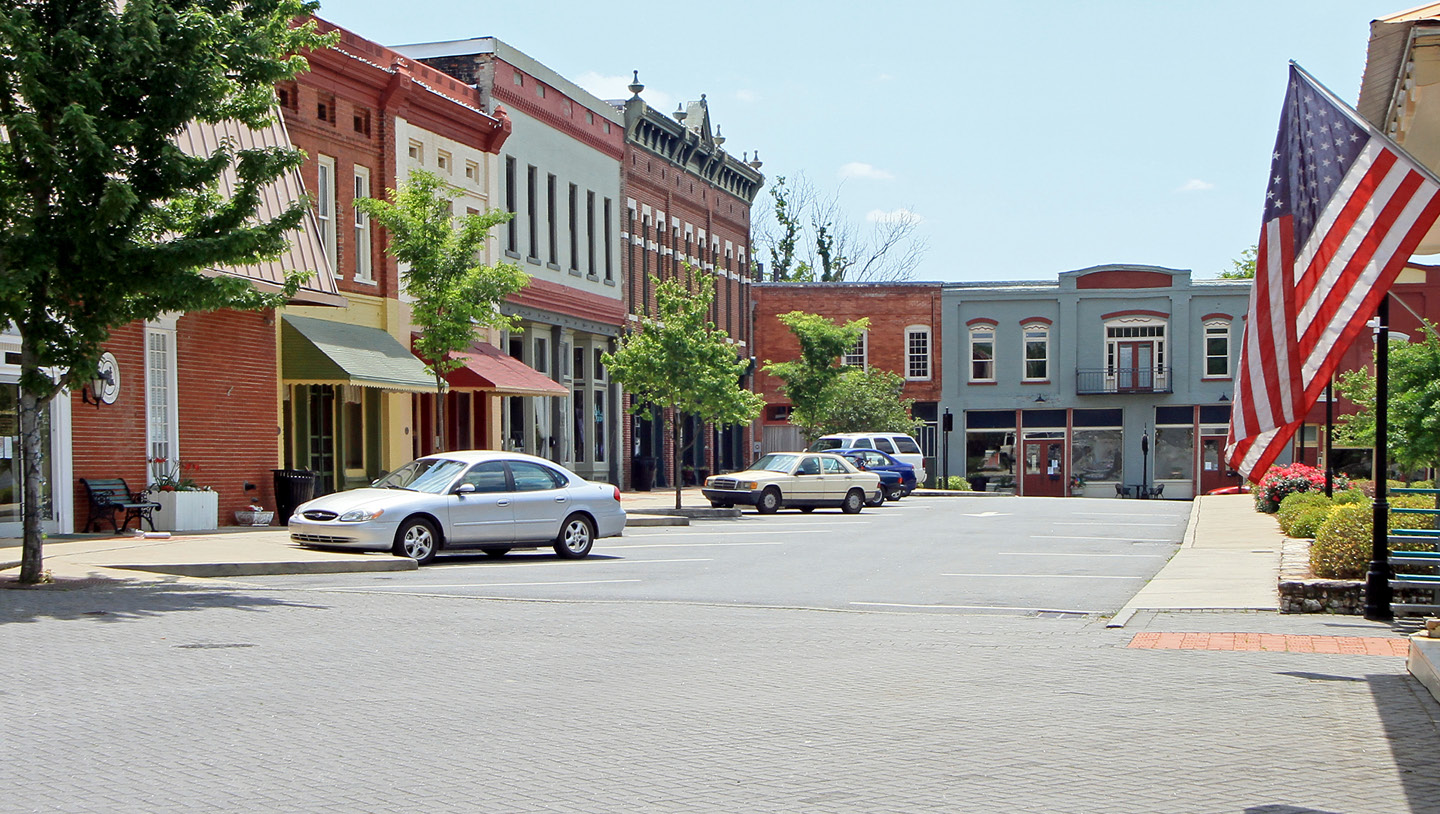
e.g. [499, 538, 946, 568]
[81, 478, 160, 534]
[1388, 488, 1440, 615]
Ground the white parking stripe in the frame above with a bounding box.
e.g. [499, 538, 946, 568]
[1031, 535, 1175, 542]
[942, 573, 1143, 580]
[439, 557, 713, 571]
[1049, 522, 1175, 527]
[318, 579, 642, 591]
[620, 530, 817, 537]
[605, 541, 783, 549]
[851, 601, 1099, 613]
[999, 552, 1166, 558]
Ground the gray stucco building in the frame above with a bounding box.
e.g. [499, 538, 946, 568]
[941, 264, 1252, 499]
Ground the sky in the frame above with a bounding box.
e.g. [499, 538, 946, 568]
[319, 0, 1412, 282]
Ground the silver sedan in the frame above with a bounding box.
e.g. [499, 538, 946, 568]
[288, 451, 626, 564]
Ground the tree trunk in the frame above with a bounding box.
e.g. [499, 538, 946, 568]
[672, 407, 682, 511]
[434, 373, 446, 454]
[18, 338, 51, 584]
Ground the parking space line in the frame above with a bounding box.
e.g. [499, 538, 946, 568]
[999, 552, 1166, 558]
[317, 579, 642, 591]
[1049, 522, 1175, 527]
[851, 601, 1099, 613]
[1032, 535, 1175, 542]
[620, 530, 818, 537]
[942, 573, 1143, 580]
[605, 541, 783, 549]
[439, 557, 713, 570]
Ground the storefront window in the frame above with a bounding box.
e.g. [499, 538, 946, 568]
[0, 383, 53, 523]
[1072, 428, 1122, 482]
[1154, 426, 1193, 481]
[593, 390, 605, 462]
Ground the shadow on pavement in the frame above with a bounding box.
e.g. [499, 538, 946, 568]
[1370, 672, 1440, 813]
[0, 578, 328, 625]
[1245, 807, 1345, 814]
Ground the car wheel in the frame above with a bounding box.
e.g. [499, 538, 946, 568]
[866, 489, 885, 507]
[799, 506, 815, 513]
[482, 547, 511, 557]
[841, 489, 865, 514]
[709, 501, 734, 509]
[554, 514, 595, 559]
[394, 517, 439, 565]
[886, 485, 904, 502]
[756, 487, 781, 514]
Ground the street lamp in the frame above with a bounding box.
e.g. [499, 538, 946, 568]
[1140, 430, 1150, 499]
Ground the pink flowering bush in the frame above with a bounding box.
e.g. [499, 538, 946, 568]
[1254, 463, 1349, 513]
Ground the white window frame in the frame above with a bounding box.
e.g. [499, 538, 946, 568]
[316, 154, 337, 277]
[145, 317, 180, 488]
[1104, 316, 1168, 392]
[353, 166, 372, 283]
[842, 330, 868, 369]
[1203, 320, 1231, 379]
[1022, 322, 1050, 382]
[407, 140, 424, 164]
[436, 150, 452, 174]
[905, 325, 930, 381]
[969, 324, 996, 382]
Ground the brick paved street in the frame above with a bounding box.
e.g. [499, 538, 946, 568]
[3, 583, 1438, 813]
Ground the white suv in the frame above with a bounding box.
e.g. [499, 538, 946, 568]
[808, 432, 927, 484]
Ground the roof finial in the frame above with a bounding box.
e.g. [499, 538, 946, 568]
[627, 70, 644, 99]
[715, 125, 725, 146]
[675, 102, 687, 122]
[749, 151, 762, 169]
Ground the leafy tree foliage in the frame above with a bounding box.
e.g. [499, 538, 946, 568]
[755, 173, 926, 282]
[810, 367, 921, 439]
[0, 0, 335, 583]
[762, 311, 865, 440]
[1335, 319, 1440, 476]
[356, 169, 526, 451]
[1219, 246, 1257, 279]
[604, 273, 764, 508]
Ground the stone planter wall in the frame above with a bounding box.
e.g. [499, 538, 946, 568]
[1278, 536, 1438, 614]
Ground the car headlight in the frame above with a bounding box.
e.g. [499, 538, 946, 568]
[338, 508, 385, 522]
[741, 481, 759, 490]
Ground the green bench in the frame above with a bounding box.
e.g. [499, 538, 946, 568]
[81, 477, 160, 534]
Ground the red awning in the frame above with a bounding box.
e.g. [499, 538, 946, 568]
[429, 339, 568, 397]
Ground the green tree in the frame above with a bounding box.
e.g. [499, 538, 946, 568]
[1219, 246, 1258, 279]
[605, 273, 764, 509]
[1335, 319, 1440, 476]
[0, 0, 334, 584]
[761, 311, 867, 442]
[356, 169, 527, 451]
[813, 367, 921, 438]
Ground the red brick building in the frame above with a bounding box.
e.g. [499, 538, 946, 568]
[618, 79, 765, 488]
[751, 282, 944, 476]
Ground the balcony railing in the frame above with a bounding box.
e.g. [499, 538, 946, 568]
[1076, 367, 1172, 395]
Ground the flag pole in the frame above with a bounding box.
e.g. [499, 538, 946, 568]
[1365, 294, 1393, 620]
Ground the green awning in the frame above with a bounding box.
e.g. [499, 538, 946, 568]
[281, 314, 437, 393]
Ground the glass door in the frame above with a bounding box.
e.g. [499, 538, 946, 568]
[0, 383, 55, 536]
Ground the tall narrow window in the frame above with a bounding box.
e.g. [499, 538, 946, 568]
[526, 165, 538, 261]
[969, 324, 996, 382]
[843, 331, 868, 369]
[145, 322, 179, 487]
[906, 326, 931, 380]
[316, 155, 336, 275]
[547, 174, 558, 265]
[586, 190, 597, 276]
[1022, 323, 1049, 381]
[568, 184, 579, 272]
[603, 198, 613, 281]
[593, 389, 606, 462]
[1204, 320, 1231, 378]
[504, 156, 517, 254]
[353, 166, 372, 282]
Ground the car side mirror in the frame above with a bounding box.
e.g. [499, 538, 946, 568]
[454, 483, 477, 495]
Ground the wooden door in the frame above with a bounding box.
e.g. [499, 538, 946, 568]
[1198, 435, 1241, 494]
[1022, 439, 1066, 497]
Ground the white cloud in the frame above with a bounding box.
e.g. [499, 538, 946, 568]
[573, 71, 675, 114]
[734, 89, 759, 103]
[1177, 178, 1215, 192]
[839, 162, 894, 181]
[867, 208, 922, 224]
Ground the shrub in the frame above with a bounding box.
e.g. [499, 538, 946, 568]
[1333, 489, 1367, 505]
[1255, 464, 1348, 513]
[1277, 491, 1333, 536]
[1288, 507, 1332, 539]
[945, 476, 972, 491]
[1310, 493, 1434, 578]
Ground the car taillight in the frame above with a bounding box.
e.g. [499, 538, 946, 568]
[612, 485, 621, 502]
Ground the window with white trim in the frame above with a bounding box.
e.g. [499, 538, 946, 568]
[316, 155, 336, 275]
[1204, 320, 1230, 378]
[969, 325, 995, 382]
[1022, 323, 1049, 381]
[906, 325, 930, 380]
[1104, 316, 1168, 392]
[843, 331, 868, 369]
[145, 320, 180, 488]
[353, 166, 372, 283]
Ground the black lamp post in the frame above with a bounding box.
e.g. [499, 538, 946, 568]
[941, 408, 953, 489]
[1365, 296, 1394, 620]
[1140, 430, 1150, 500]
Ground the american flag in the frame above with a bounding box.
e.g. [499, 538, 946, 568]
[1227, 64, 1440, 482]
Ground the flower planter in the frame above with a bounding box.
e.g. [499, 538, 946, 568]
[234, 510, 275, 526]
[151, 490, 219, 531]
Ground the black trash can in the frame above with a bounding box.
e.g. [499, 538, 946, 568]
[967, 475, 990, 493]
[632, 455, 656, 492]
[273, 469, 319, 522]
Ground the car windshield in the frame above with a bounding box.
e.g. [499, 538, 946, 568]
[807, 439, 843, 452]
[374, 458, 468, 494]
[750, 453, 799, 473]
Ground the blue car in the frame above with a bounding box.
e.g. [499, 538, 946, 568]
[839, 448, 917, 501]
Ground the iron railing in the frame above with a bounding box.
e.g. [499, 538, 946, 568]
[1075, 367, 1173, 395]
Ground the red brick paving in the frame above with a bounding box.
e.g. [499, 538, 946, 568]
[1127, 632, 1409, 657]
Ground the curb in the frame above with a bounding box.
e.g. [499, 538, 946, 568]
[629, 508, 743, 520]
[107, 558, 418, 578]
[626, 516, 690, 527]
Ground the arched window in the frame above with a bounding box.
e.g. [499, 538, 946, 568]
[969, 323, 995, 382]
[1104, 314, 1167, 392]
[1203, 319, 1231, 378]
[1022, 322, 1049, 381]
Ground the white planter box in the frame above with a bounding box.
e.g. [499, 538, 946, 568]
[151, 490, 219, 531]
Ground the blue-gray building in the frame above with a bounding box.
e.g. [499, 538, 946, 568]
[941, 264, 1252, 499]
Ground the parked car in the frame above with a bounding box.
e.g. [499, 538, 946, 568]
[838, 448, 918, 501]
[287, 451, 626, 564]
[702, 452, 881, 514]
[808, 432, 927, 483]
